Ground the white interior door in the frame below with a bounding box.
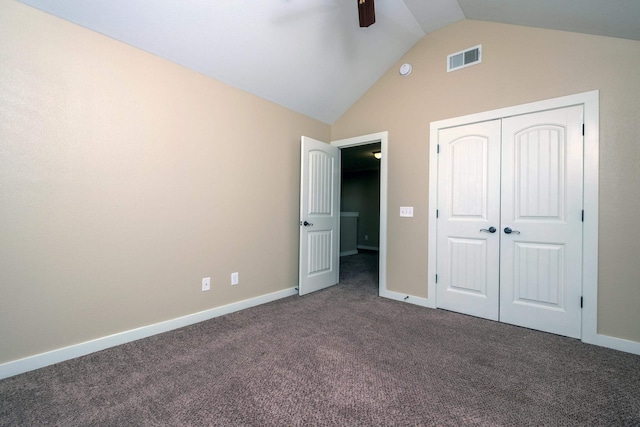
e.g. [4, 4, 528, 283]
[436, 120, 502, 320]
[299, 136, 340, 296]
[436, 106, 584, 338]
[499, 106, 584, 338]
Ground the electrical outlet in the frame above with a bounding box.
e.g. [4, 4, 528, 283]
[202, 277, 211, 292]
[400, 206, 414, 217]
[365, 234, 369, 240]
[231, 272, 239, 286]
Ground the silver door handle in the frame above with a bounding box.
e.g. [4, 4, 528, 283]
[480, 227, 497, 233]
[504, 227, 520, 235]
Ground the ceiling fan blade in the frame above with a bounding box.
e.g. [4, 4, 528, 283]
[358, 0, 375, 27]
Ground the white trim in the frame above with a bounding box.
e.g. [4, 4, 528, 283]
[588, 333, 640, 356]
[430, 91, 597, 129]
[332, 131, 388, 297]
[427, 119, 440, 310]
[0, 287, 298, 380]
[579, 90, 600, 347]
[427, 91, 634, 352]
[379, 289, 432, 308]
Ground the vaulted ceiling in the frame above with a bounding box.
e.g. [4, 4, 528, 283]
[18, 0, 640, 124]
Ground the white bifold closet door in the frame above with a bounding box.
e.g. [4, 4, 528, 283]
[436, 106, 584, 338]
[436, 119, 502, 321]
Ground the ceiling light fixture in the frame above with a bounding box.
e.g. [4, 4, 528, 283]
[373, 151, 382, 160]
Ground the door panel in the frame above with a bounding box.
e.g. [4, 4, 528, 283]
[299, 136, 340, 296]
[307, 230, 333, 276]
[436, 120, 501, 320]
[500, 106, 583, 338]
[515, 125, 565, 220]
[449, 238, 488, 295]
[450, 137, 488, 218]
[513, 242, 564, 307]
[308, 150, 334, 215]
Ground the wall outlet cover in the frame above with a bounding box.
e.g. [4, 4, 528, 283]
[231, 272, 239, 285]
[400, 206, 414, 217]
[202, 277, 211, 292]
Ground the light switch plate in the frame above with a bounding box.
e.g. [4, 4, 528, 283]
[202, 277, 211, 292]
[400, 206, 414, 217]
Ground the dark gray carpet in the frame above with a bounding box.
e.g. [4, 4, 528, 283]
[1, 251, 639, 426]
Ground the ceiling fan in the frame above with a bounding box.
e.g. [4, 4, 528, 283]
[358, 0, 375, 27]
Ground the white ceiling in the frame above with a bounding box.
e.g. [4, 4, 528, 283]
[18, 0, 640, 124]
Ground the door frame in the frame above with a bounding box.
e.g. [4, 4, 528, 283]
[428, 91, 600, 345]
[332, 131, 388, 296]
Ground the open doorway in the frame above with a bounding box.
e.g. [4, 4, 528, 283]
[338, 142, 381, 294]
[299, 132, 387, 296]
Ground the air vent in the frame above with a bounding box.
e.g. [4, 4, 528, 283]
[447, 45, 482, 72]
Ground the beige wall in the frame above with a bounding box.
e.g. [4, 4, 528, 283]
[0, 0, 330, 364]
[332, 20, 640, 343]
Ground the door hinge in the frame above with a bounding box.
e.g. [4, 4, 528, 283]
[582, 124, 585, 136]
[580, 297, 583, 308]
[437, 144, 440, 154]
[435, 274, 438, 283]
[582, 210, 584, 222]
[436, 209, 439, 218]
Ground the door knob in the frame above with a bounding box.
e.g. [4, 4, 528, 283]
[302, 221, 314, 227]
[504, 227, 520, 235]
[480, 227, 497, 233]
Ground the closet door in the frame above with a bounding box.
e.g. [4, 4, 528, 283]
[436, 120, 501, 320]
[499, 106, 584, 338]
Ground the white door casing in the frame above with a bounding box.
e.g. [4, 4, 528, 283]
[299, 136, 340, 295]
[436, 120, 502, 320]
[430, 91, 611, 351]
[434, 106, 584, 338]
[331, 131, 389, 298]
[499, 106, 584, 338]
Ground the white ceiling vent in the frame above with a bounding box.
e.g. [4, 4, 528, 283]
[447, 45, 482, 72]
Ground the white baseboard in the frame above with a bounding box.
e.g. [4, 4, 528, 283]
[0, 287, 298, 380]
[585, 333, 640, 356]
[379, 289, 434, 308]
[4, 285, 637, 381]
[380, 290, 640, 356]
